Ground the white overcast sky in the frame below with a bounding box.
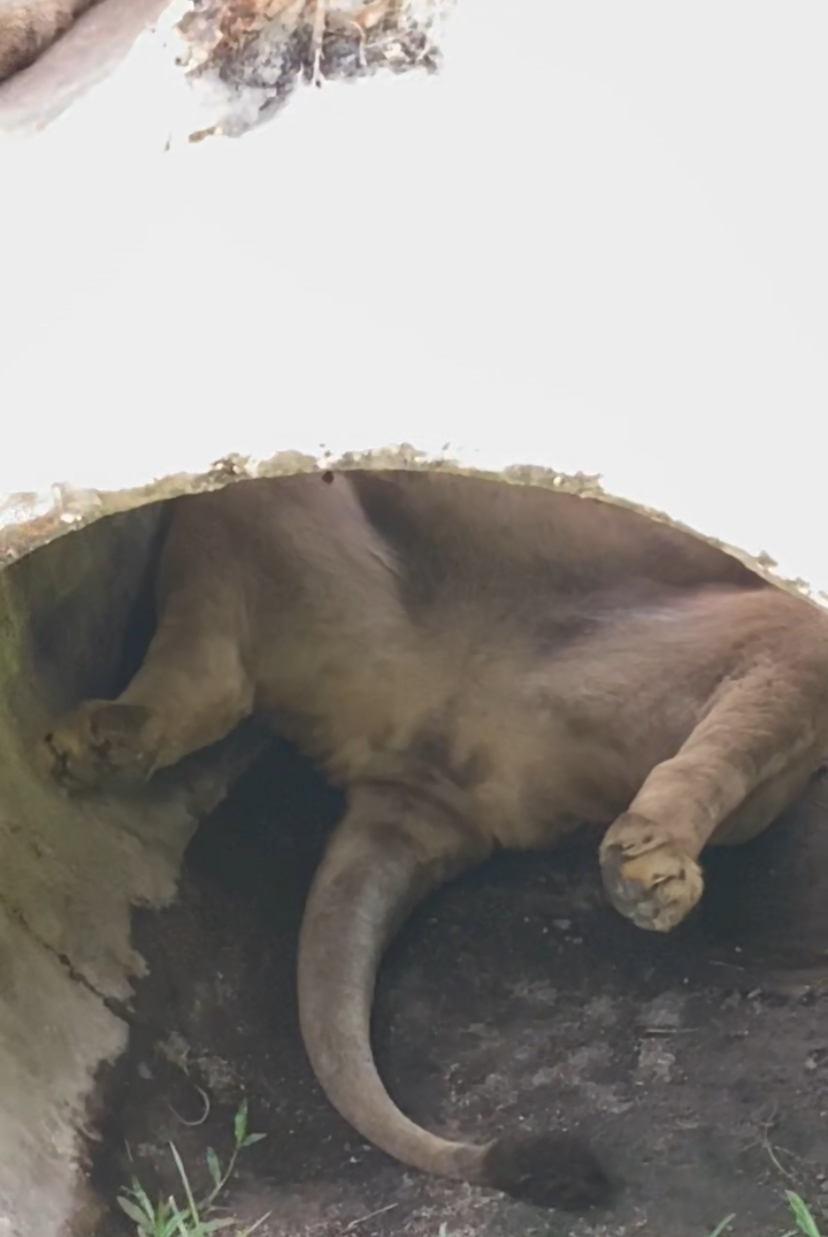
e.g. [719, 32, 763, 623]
[2, 2, 827, 590]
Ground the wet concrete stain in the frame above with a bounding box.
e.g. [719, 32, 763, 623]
[91, 743, 828, 1237]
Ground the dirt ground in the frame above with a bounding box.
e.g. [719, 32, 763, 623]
[90, 740, 828, 1237]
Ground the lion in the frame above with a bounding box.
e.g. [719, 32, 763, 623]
[37, 469, 828, 1211]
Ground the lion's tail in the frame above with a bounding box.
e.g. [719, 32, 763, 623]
[297, 785, 610, 1212]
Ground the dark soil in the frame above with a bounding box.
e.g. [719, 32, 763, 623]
[91, 742, 828, 1237]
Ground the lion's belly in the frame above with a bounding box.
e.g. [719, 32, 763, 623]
[260, 648, 698, 852]
[253, 591, 752, 849]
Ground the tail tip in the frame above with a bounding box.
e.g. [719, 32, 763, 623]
[481, 1130, 612, 1211]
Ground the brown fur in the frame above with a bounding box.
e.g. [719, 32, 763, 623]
[38, 470, 828, 1210]
[0, 0, 96, 80]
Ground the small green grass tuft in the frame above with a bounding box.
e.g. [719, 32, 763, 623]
[117, 1100, 269, 1237]
[784, 1190, 824, 1237]
[708, 1191, 824, 1237]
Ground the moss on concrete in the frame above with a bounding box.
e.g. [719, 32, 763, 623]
[0, 502, 261, 1237]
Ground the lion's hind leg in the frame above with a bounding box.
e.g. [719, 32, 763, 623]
[600, 666, 825, 933]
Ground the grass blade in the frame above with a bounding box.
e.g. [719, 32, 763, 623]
[170, 1141, 202, 1229]
[117, 1196, 152, 1229]
[786, 1191, 823, 1237]
[234, 1101, 249, 1147]
[706, 1216, 736, 1237]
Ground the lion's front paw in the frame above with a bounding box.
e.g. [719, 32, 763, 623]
[599, 814, 704, 933]
[37, 700, 159, 793]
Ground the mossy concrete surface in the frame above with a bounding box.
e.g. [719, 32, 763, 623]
[0, 505, 261, 1236]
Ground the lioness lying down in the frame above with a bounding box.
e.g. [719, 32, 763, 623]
[40, 470, 828, 1210]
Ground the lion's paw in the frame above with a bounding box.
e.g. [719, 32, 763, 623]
[38, 700, 158, 793]
[599, 816, 704, 933]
